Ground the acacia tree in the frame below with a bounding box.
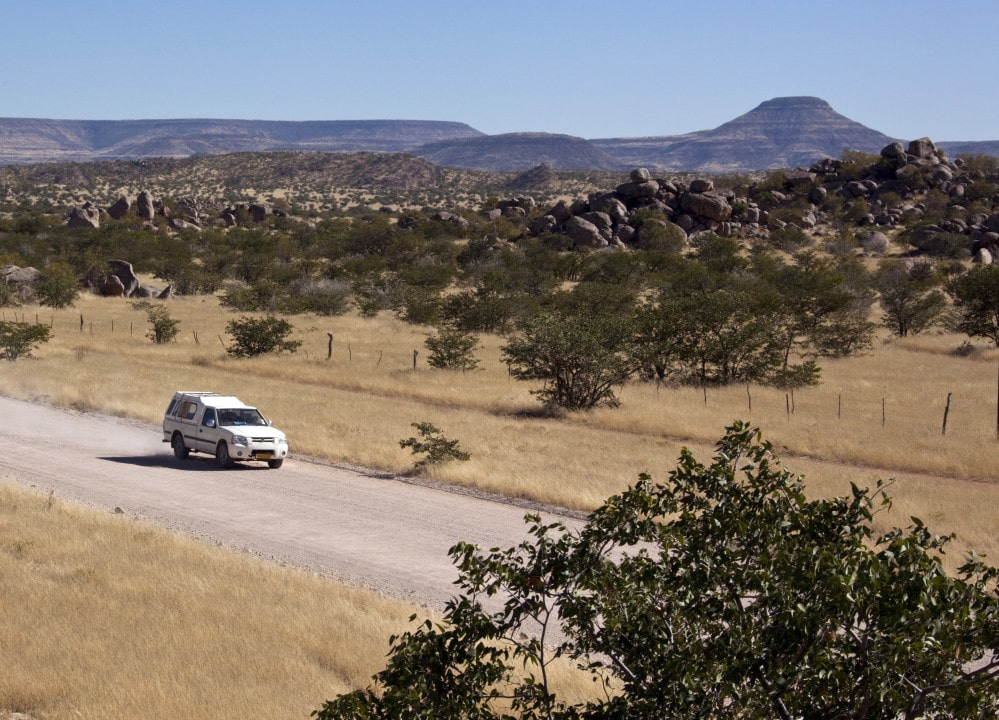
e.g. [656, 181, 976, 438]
[631, 263, 790, 387]
[314, 423, 999, 720]
[752, 252, 875, 383]
[501, 311, 634, 410]
[948, 263, 999, 345]
[874, 259, 947, 337]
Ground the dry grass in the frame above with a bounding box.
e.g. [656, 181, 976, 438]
[0, 483, 408, 719]
[0, 484, 595, 720]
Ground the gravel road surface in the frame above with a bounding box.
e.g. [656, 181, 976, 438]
[1, 395, 582, 610]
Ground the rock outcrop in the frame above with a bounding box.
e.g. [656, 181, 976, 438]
[66, 203, 100, 229]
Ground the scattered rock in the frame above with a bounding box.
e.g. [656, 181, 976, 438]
[106, 259, 139, 297]
[107, 196, 131, 220]
[67, 203, 100, 229]
[137, 191, 155, 221]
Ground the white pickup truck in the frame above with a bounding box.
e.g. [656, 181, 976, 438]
[163, 391, 289, 469]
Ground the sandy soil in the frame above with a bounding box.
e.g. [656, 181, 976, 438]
[1, 395, 583, 611]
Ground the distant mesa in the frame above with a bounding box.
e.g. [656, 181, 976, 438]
[414, 133, 625, 172]
[1, 98, 997, 172]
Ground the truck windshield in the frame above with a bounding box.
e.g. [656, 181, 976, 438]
[217, 408, 267, 426]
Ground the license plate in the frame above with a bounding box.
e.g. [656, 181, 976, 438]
[257, 452, 273, 460]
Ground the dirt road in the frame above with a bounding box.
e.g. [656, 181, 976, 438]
[1, 395, 582, 610]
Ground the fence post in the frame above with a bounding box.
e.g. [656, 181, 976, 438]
[942, 392, 952, 435]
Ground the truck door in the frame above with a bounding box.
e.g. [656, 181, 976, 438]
[196, 407, 221, 452]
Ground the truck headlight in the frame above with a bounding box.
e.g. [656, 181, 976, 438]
[232, 435, 249, 447]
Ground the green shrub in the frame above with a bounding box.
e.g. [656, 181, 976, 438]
[0, 321, 52, 361]
[133, 301, 180, 344]
[398, 422, 470, 470]
[35, 261, 79, 308]
[224, 315, 302, 358]
[425, 325, 480, 371]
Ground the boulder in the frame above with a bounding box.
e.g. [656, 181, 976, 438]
[589, 193, 629, 223]
[168, 218, 201, 231]
[932, 166, 954, 184]
[548, 200, 572, 225]
[860, 231, 890, 256]
[565, 216, 605, 248]
[529, 215, 558, 236]
[176, 199, 201, 223]
[102, 274, 127, 297]
[614, 224, 636, 244]
[107, 196, 131, 220]
[733, 205, 761, 223]
[137, 191, 155, 221]
[158, 284, 174, 300]
[615, 180, 660, 199]
[249, 203, 271, 222]
[881, 141, 907, 162]
[630, 168, 651, 183]
[973, 248, 993, 265]
[688, 178, 714, 193]
[908, 137, 938, 159]
[846, 181, 870, 198]
[679, 191, 732, 223]
[675, 213, 696, 232]
[67, 204, 100, 229]
[486, 208, 503, 221]
[579, 211, 613, 232]
[1, 265, 40, 284]
[107, 259, 139, 297]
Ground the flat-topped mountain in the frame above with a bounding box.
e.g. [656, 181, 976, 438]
[593, 97, 897, 173]
[0, 118, 485, 164]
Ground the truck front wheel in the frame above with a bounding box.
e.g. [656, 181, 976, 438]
[172, 433, 190, 460]
[216, 441, 234, 469]
[267, 459, 284, 469]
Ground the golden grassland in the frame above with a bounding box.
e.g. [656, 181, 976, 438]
[3, 291, 999, 559]
[4, 290, 999, 718]
[0, 295, 999, 509]
[0, 485, 593, 719]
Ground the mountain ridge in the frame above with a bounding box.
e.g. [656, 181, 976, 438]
[2, 98, 998, 171]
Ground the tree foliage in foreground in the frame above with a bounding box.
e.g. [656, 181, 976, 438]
[315, 422, 999, 720]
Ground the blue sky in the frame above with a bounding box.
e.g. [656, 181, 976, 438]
[3, 0, 997, 141]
